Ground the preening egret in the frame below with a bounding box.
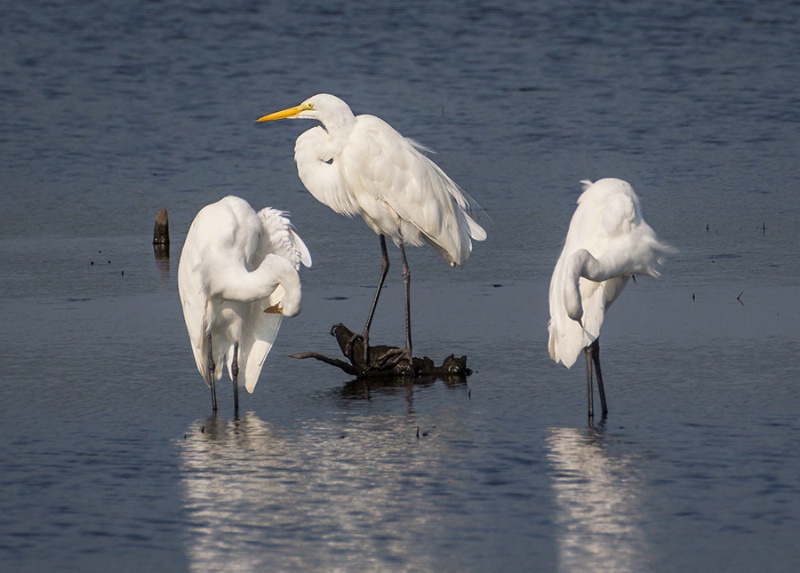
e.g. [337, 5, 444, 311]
[178, 196, 311, 412]
[548, 178, 674, 420]
[257, 94, 486, 366]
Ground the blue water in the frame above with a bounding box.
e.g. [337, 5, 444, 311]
[2, 1, 800, 571]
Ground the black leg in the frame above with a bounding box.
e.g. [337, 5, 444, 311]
[232, 341, 240, 414]
[207, 333, 217, 413]
[592, 338, 608, 416]
[361, 235, 391, 362]
[585, 343, 594, 421]
[399, 242, 412, 357]
[584, 339, 608, 423]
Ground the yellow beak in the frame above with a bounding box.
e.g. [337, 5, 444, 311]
[264, 304, 283, 315]
[256, 103, 312, 123]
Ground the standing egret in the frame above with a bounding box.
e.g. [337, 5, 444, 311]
[178, 196, 311, 413]
[548, 178, 674, 420]
[256, 94, 486, 367]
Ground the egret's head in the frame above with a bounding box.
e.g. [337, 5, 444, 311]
[264, 299, 300, 318]
[256, 94, 354, 129]
[263, 286, 302, 319]
[264, 303, 283, 315]
[256, 100, 316, 123]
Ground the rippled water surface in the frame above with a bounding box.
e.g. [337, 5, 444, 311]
[2, 1, 800, 571]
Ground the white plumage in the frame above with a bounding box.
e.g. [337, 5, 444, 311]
[548, 178, 674, 418]
[178, 196, 311, 411]
[257, 94, 485, 359]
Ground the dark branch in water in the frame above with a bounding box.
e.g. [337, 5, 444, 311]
[289, 323, 471, 378]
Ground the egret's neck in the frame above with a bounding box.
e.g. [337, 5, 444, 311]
[316, 113, 355, 157]
[564, 249, 607, 322]
[321, 111, 356, 135]
[565, 248, 633, 322]
[208, 254, 301, 316]
[564, 252, 587, 322]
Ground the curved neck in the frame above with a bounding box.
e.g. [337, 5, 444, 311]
[320, 110, 356, 136]
[568, 249, 620, 284]
[564, 249, 612, 322]
[208, 254, 302, 315]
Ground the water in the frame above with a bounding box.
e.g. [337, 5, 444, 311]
[2, 0, 800, 571]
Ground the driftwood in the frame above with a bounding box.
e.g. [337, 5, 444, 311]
[289, 323, 471, 378]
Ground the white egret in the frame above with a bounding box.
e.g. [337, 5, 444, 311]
[256, 94, 486, 367]
[548, 178, 674, 420]
[178, 196, 311, 412]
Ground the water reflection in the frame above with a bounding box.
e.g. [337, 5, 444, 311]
[338, 374, 467, 401]
[179, 414, 288, 572]
[178, 410, 444, 572]
[546, 427, 649, 573]
[153, 244, 170, 284]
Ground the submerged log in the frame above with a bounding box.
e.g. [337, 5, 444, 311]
[289, 323, 471, 378]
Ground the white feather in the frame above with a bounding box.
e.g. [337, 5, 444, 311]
[548, 178, 675, 368]
[177, 196, 311, 398]
[264, 93, 486, 267]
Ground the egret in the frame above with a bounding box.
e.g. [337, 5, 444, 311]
[178, 196, 311, 412]
[547, 178, 674, 420]
[256, 94, 486, 367]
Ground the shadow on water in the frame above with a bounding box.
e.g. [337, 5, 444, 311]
[546, 426, 649, 573]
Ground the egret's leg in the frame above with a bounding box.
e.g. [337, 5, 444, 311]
[592, 339, 608, 416]
[358, 235, 390, 364]
[364, 235, 390, 335]
[207, 333, 217, 413]
[232, 342, 240, 414]
[584, 343, 594, 421]
[399, 242, 412, 358]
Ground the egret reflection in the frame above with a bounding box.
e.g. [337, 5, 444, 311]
[178, 414, 291, 572]
[178, 411, 446, 572]
[546, 427, 649, 573]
